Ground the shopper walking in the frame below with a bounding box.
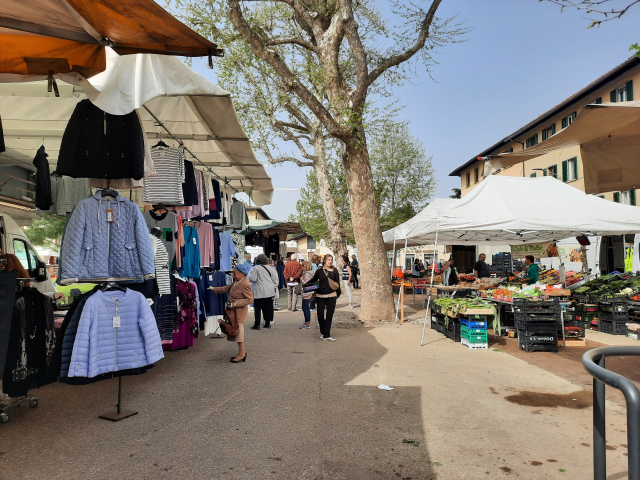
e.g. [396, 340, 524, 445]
[308, 254, 341, 341]
[342, 255, 354, 308]
[284, 253, 303, 311]
[309, 255, 320, 312]
[249, 254, 279, 330]
[268, 258, 280, 311]
[299, 269, 314, 329]
[350, 255, 359, 289]
[209, 263, 253, 363]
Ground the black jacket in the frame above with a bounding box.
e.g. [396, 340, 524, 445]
[33, 146, 53, 210]
[310, 267, 341, 296]
[56, 100, 145, 180]
[0, 113, 5, 153]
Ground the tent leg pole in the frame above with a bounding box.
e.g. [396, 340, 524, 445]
[391, 239, 396, 279]
[395, 238, 408, 323]
[421, 216, 440, 346]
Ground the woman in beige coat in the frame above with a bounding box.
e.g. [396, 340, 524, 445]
[209, 263, 254, 363]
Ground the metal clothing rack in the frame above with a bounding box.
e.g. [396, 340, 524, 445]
[1, 277, 39, 424]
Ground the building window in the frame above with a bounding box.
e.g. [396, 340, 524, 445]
[598, 195, 605, 199]
[611, 80, 633, 103]
[525, 134, 538, 148]
[562, 157, 578, 182]
[561, 112, 577, 129]
[541, 124, 556, 141]
[474, 167, 479, 183]
[530, 172, 536, 178]
[614, 190, 637, 205]
[545, 165, 558, 178]
[503, 147, 513, 154]
[595, 97, 602, 104]
[466, 171, 470, 187]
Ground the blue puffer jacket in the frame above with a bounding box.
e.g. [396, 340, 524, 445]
[68, 289, 164, 378]
[58, 191, 155, 285]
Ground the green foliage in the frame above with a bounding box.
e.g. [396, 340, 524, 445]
[631, 43, 640, 57]
[24, 213, 68, 248]
[293, 158, 355, 244]
[370, 120, 437, 231]
[450, 188, 461, 199]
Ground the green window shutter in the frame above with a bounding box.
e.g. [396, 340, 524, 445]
[562, 117, 567, 129]
[543, 169, 547, 177]
[551, 123, 556, 135]
[627, 80, 633, 101]
[525, 138, 530, 148]
[534, 134, 538, 145]
[614, 192, 621, 203]
[573, 157, 578, 180]
[552, 164, 557, 177]
[611, 89, 617, 102]
[572, 112, 577, 121]
[595, 97, 602, 104]
[542, 129, 547, 141]
[631, 189, 637, 206]
[530, 172, 536, 178]
[562, 160, 568, 182]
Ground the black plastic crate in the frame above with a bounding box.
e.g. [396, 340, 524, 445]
[513, 298, 560, 314]
[518, 332, 557, 344]
[446, 319, 460, 332]
[519, 342, 559, 353]
[446, 327, 462, 342]
[599, 311, 629, 323]
[593, 294, 630, 313]
[574, 303, 598, 321]
[502, 310, 515, 327]
[563, 320, 586, 338]
[598, 320, 628, 336]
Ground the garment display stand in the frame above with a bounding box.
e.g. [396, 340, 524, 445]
[1, 277, 39, 424]
[99, 376, 138, 422]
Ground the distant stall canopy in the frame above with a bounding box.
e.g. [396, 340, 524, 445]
[483, 101, 640, 195]
[242, 220, 304, 236]
[0, 50, 274, 206]
[0, 0, 220, 79]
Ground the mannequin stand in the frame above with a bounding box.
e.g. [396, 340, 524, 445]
[99, 377, 138, 422]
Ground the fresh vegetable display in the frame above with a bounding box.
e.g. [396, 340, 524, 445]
[573, 273, 640, 297]
[433, 297, 500, 332]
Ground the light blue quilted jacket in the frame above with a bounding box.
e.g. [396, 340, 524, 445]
[58, 191, 155, 285]
[68, 289, 164, 378]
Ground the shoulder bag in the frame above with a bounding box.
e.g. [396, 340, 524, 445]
[219, 305, 239, 337]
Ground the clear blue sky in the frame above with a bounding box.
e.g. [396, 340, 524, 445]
[192, 0, 640, 220]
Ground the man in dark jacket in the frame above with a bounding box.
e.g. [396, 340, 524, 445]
[283, 254, 303, 311]
[350, 255, 360, 289]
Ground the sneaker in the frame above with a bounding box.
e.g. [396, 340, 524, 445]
[249, 306, 254, 312]
[300, 324, 310, 329]
[310, 308, 317, 312]
[347, 305, 354, 309]
[320, 335, 324, 339]
[250, 326, 260, 330]
[271, 320, 275, 325]
[263, 324, 271, 329]
[322, 336, 336, 342]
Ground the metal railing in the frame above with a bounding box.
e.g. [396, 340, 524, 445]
[582, 346, 640, 480]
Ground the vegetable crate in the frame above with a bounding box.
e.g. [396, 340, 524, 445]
[594, 295, 630, 313]
[461, 318, 488, 329]
[446, 326, 462, 342]
[514, 314, 560, 332]
[519, 342, 559, 353]
[598, 319, 628, 336]
[518, 333, 557, 345]
[513, 298, 560, 314]
[461, 337, 489, 349]
[461, 324, 487, 337]
[627, 327, 639, 340]
[598, 311, 629, 323]
[574, 304, 598, 322]
[563, 321, 586, 339]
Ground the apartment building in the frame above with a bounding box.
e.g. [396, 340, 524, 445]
[450, 56, 639, 204]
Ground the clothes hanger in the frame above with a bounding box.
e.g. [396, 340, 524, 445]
[98, 179, 118, 198]
[101, 281, 126, 292]
[151, 203, 168, 214]
[153, 140, 169, 148]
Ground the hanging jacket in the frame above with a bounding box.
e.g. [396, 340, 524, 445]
[68, 289, 164, 378]
[33, 145, 53, 210]
[56, 99, 145, 180]
[626, 247, 635, 272]
[58, 190, 155, 285]
[178, 226, 201, 278]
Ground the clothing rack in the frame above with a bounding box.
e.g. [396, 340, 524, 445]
[98, 376, 137, 422]
[1, 276, 39, 424]
[142, 105, 239, 194]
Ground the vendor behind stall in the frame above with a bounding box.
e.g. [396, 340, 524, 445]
[474, 253, 490, 278]
[522, 255, 540, 284]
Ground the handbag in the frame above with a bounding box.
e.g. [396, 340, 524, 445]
[323, 268, 340, 296]
[219, 306, 239, 337]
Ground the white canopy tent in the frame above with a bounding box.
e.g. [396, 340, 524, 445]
[0, 49, 274, 205]
[482, 101, 640, 195]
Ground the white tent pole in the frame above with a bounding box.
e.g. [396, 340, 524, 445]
[395, 238, 408, 323]
[391, 238, 396, 279]
[421, 214, 440, 346]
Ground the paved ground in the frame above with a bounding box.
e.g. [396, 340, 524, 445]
[0, 288, 636, 479]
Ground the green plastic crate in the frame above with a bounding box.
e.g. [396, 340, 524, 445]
[466, 332, 488, 343]
[461, 325, 487, 336]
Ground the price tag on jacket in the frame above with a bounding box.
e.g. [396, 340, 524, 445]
[106, 209, 114, 222]
[193, 237, 197, 245]
[113, 315, 121, 328]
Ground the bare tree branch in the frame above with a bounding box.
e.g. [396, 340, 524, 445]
[366, 0, 442, 89]
[543, 0, 640, 26]
[266, 37, 319, 52]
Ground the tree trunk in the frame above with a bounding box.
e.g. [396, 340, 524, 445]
[313, 133, 347, 259]
[342, 141, 395, 321]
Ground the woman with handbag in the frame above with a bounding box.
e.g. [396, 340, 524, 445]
[248, 254, 279, 330]
[209, 263, 254, 363]
[307, 254, 341, 341]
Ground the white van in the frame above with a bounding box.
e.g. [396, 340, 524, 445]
[0, 211, 57, 295]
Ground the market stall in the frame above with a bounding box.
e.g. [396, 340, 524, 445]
[0, 49, 272, 424]
[382, 175, 640, 348]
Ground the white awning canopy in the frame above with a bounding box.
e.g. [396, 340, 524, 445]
[384, 176, 640, 246]
[0, 49, 273, 206]
[484, 101, 640, 195]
